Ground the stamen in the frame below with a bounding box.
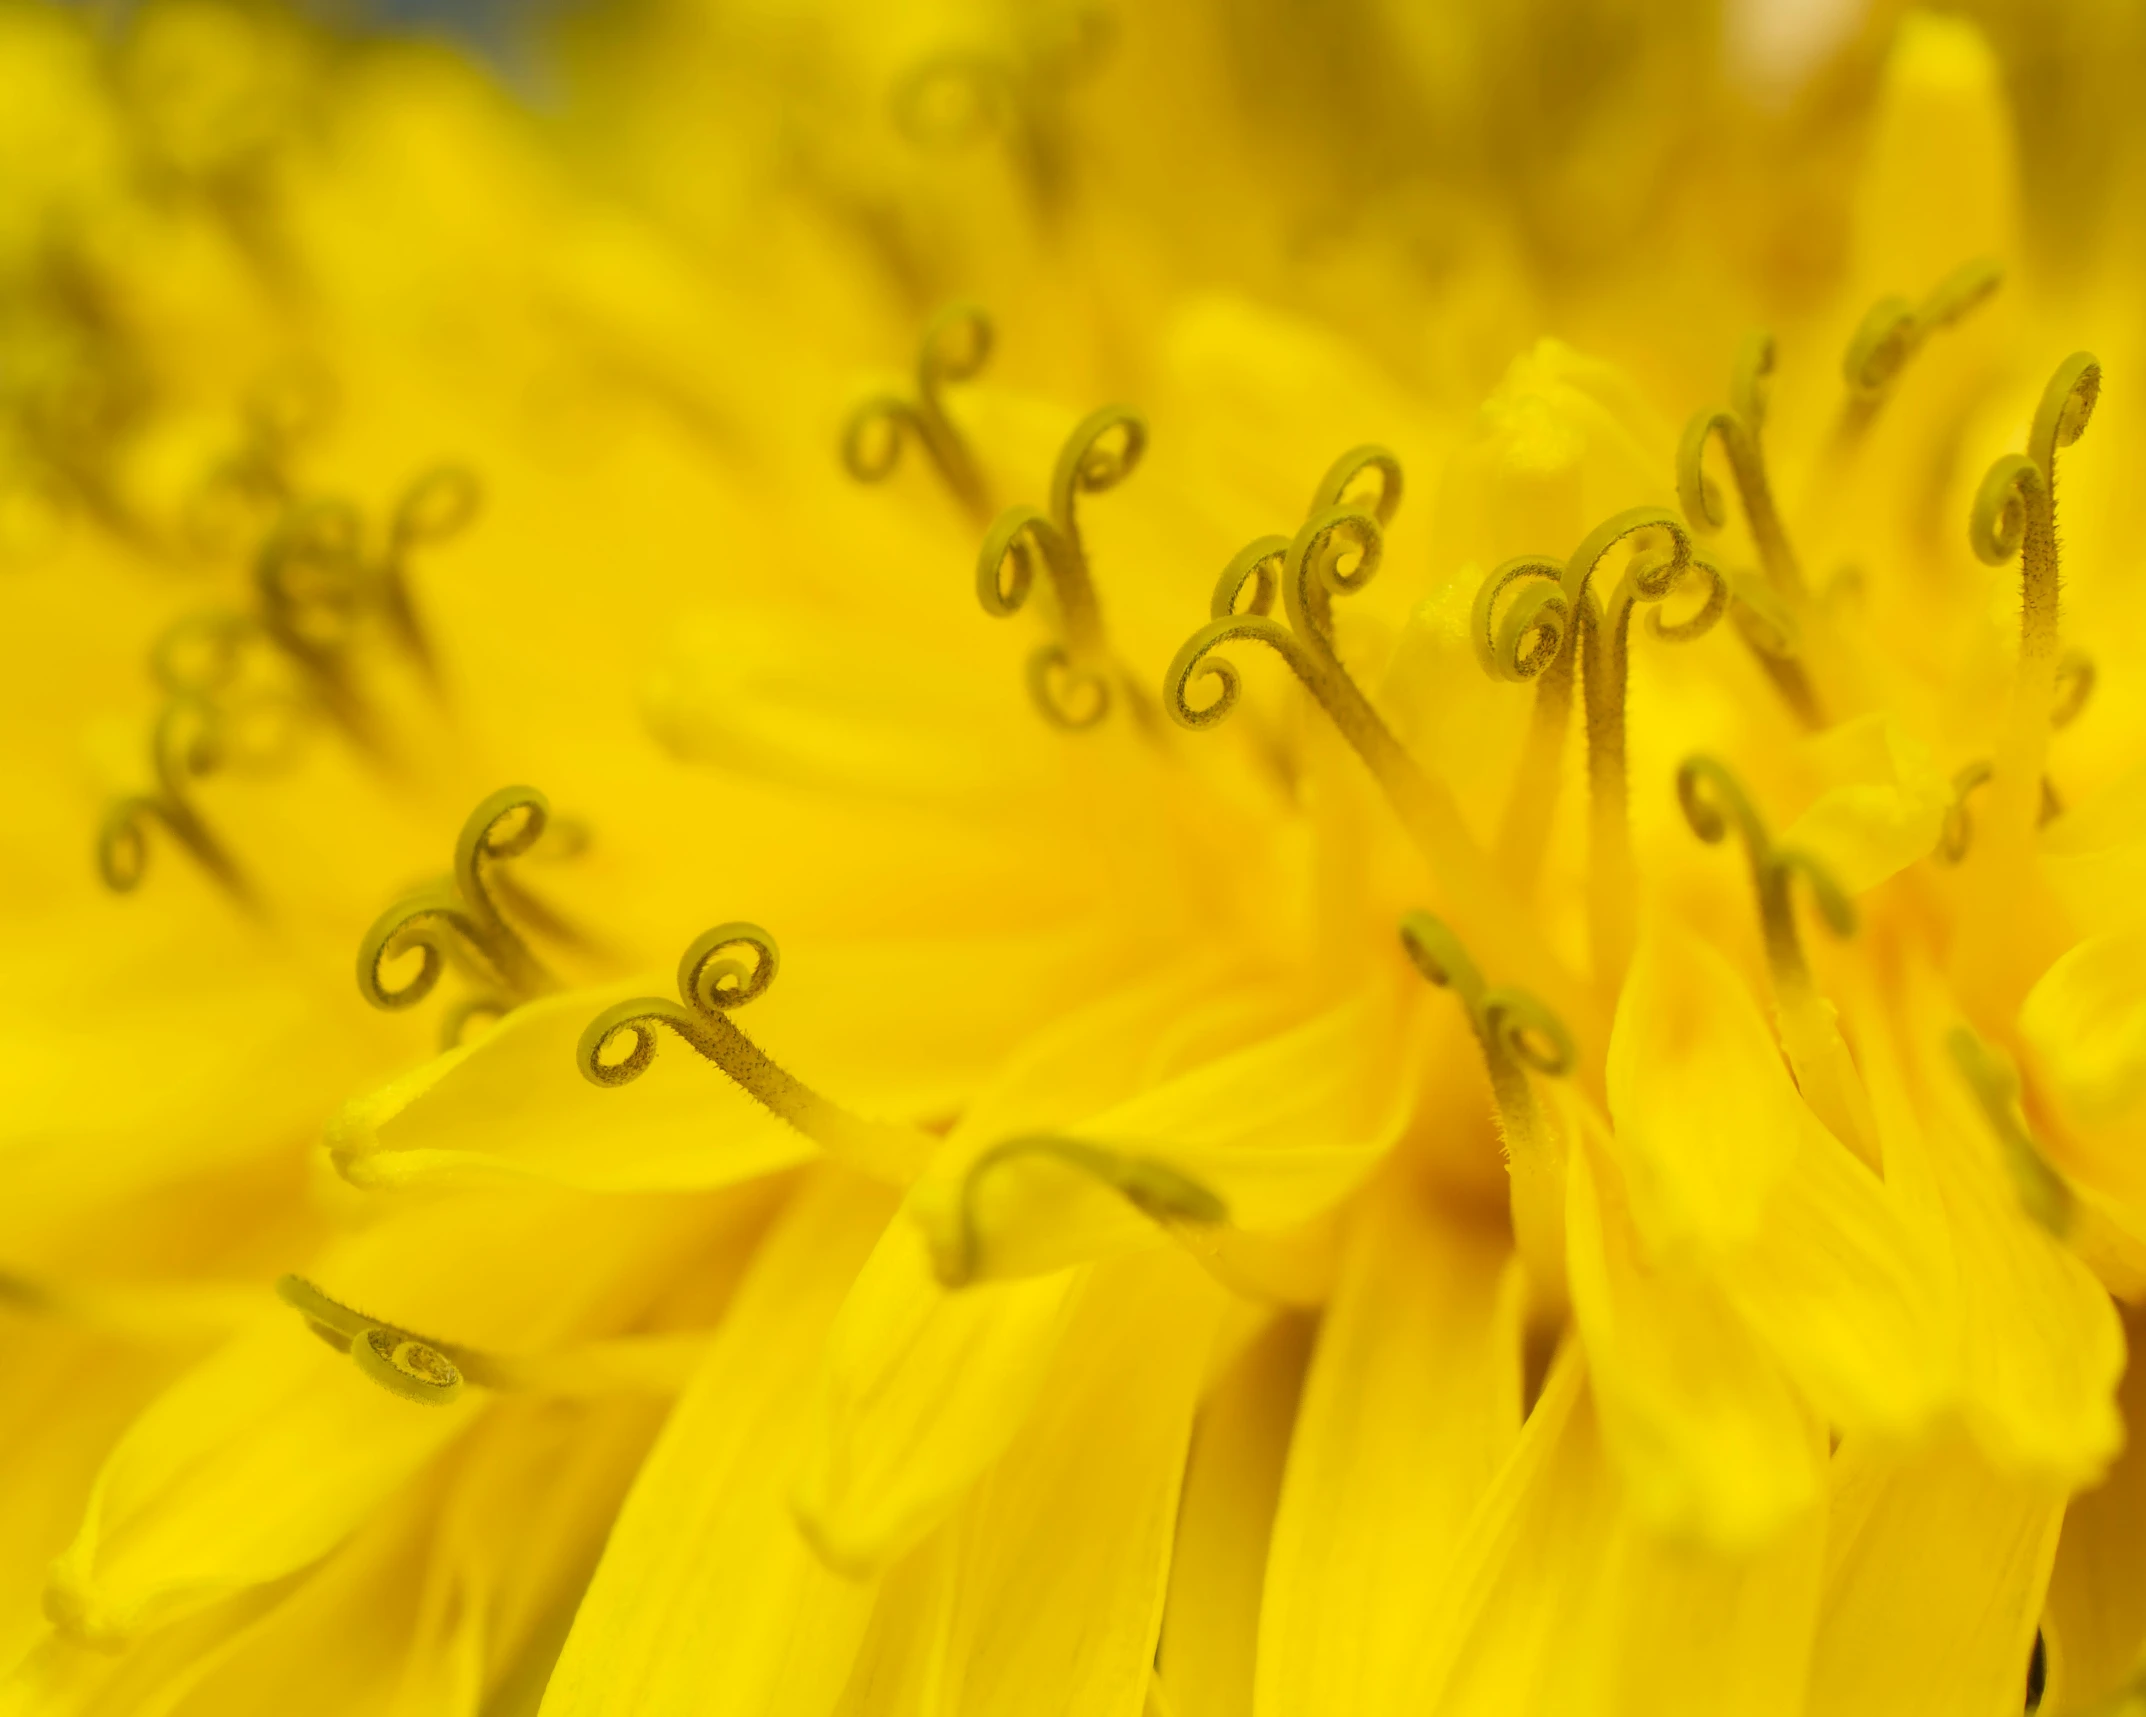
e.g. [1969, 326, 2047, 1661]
[1937, 759, 2064, 864]
[97, 693, 251, 902]
[841, 303, 995, 523]
[254, 497, 378, 750]
[1969, 351, 2101, 853]
[372, 464, 481, 683]
[1679, 332, 1802, 600]
[357, 786, 557, 1041]
[890, 9, 1110, 213]
[99, 610, 307, 902]
[977, 403, 1146, 729]
[1168, 446, 1587, 1033]
[1836, 258, 2003, 444]
[277, 1274, 466, 1407]
[183, 365, 335, 559]
[2051, 647, 2096, 731]
[577, 923, 931, 1183]
[1401, 911, 1573, 1303]
[1678, 755, 1878, 1164]
[928, 1133, 1227, 1288]
[1947, 1028, 2074, 1238]
[1473, 507, 1726, 981]
[275, 1275, 703, 1406]
[1401, 910, 1574, 1121]
[1679, 332, 1830, 726]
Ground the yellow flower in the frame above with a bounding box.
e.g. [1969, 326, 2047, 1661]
[11, 2, 2146, 1715]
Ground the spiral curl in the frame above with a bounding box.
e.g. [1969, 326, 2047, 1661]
[390, 465, 482, 550]
[374, 464, 480, 677]
[1677, 755, 1856, 943]
[1974, 366, 2096, 649]
[96, 695, 249, 899]
[1401, 912, 1574, 1080]
[1308, 443, 1403, 525]
[976, 403, 1146, 727]
[1473, 556, 1569, 683]
[278, 1275, 466, 1407]
[357, 786, 554, 1015]
[151, 611, 254, 699]
[578, 922, 779, 1087]
[256, 499, 366, 655]
[933, 1133, 1227, 1288]
[575, 924, 930, 1183]
[1209, 535, 1290, 620]
[842, 303, 994, 518]
[1842, 258, 2002, 403]
[1163, 490, 1388, 736]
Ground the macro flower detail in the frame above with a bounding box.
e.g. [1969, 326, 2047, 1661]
[12, 5, 2146, 1717]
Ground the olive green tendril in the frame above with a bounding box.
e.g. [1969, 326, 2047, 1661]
[277, 1274, 467, 1407]
[931, 1133, 1227, 1288]
[1972, 352, 2100, 670]
[1679, 332, 1803, 601]
[1165, 445, 1404, 746]
[842, 303, 994, 521]
[1947, 1028, 2075, 1238]
[1473, 506, 1724, 977]
[1972, 352, 2099, 653]
[1402, 912, 1574, 1305]
[254, 497, 376, 746]
[96, 694, 251, 902]
[577, 924, 930, 1183]
[1402, 911, 1574, 1099]
[977, 403, 1146, 728]
[1938, 759, 2066, 865]
[1169, 447, 1584, 1027]
[891, 6, 1112, 211]
[1838, 258, 2003, 440]
[1942, 646, 2089, 860]
[1678, 755, 1854, 988]
[1964, 350, 2101, 869]
[184, 364, 336, 559]
[276, 1273, 701, 1406]
[97, 610, 309, 901]
[1680, 755, 1883, 1160]
[1680, 332, 1831, 726]
[2051, 647, 2096, 732]
[373, 464, 481, 682]
[357, 786, 558, 1043]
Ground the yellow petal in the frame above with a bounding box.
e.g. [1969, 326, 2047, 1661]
[44, 1187, 746, 1644]
[42, 1315, 470, 1645]
[1256, 1170, 1523, 1717]
[1709, 1119, 1952, 1442]
[1567, 1134, 1822, 1552]
[1780, 713, 1949, 895]
[1911, 989, 2125, 1481]
[915, 990, 1413, 1283]
[1607, 925, 1949, 1438]
[832, 1249, 1222, 1717]
[541, 1171, 894, 1717]
[1806, 1434, 2061, 1717]
[153, 1394, 663, 1717]
[1156, 1313, 1313, 1717]
[1409, 1352, 1826, 1717]
[327, 988, 813, 1193]
[2022, 924, 2146, 1130]
[1606, 925, 1803, 1254]
[2044, 1306, 2146, 1712]
[1850, 10, 2020, 291]
[792, 1224, 1085, 1577]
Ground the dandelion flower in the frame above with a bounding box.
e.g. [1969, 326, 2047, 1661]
[9, 4, 2146, 1717]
